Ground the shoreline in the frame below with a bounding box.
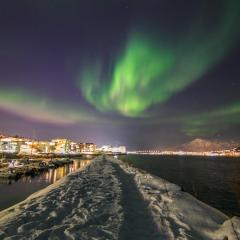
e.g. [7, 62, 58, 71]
[0, 153, 127, 159]
[0, 157, 75, 181]
[128, 152, 240, 157]
[0, 154, 126, 181]
[0, 153, 101, 159]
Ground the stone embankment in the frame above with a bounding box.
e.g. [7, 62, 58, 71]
[0, 158, 73, 180]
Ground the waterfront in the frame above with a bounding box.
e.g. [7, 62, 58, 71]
[121, 154, 240, 217]
[0, 158, 91, 211]
[1, 156, 239, 240]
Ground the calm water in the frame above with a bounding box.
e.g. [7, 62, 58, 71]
[121, 154, 240, 217]
[0, 158, 91, 211]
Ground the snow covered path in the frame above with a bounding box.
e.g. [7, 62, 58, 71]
[116, 158, 240, 240]
[0, 156, 240, 240]
[112, 162, 159, 239]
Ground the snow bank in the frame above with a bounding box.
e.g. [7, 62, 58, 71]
[0, 156, 239, 240]
[0, 157, 123, 240]
[115, 158, 240, 240]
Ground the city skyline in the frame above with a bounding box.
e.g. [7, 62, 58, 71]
[0, 0, 240, 149]
[0, 134, 126, 155]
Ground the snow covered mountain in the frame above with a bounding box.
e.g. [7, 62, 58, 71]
[177, 138, 239, 152]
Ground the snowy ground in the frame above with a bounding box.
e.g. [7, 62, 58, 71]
[116, 158, 240, 240]
[0, 156, 239, 240]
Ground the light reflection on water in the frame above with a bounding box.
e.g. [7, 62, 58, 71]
[0, 159, 91, 211]
[41, 159, 91, 184]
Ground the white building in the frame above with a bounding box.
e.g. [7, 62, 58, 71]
[101, 145, 113, 153]
[101, 145, 126, 154]
[19, 141, 34, 155]
[112, 146, 126, 154]
[51, 139, 70, 154]
[0, 137, 21, 153]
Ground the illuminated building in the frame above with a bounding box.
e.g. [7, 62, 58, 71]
[37, 141, 50, 153]
[0, 137, 30, 154]
[84, 143, 96, 152]
[78, 143, 97, 153]
[18, 141, 49, 155]
[0, 138, 20, 153]
[50, 139, 70, 154]
[19, 141, 35, 155]
[101, 145, 127, 154]
[101, 145, 112, 153]
[112, 146, 126, 154]
[70, 142, 77, 153]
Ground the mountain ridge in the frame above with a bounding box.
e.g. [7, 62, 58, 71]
[175, 138, 239, 152]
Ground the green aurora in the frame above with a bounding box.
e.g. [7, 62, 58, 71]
[79, 0, 240, 117]
[183, 102, 240, 137]
[0, 89, 98, 124]
[0, 0, 239, 142]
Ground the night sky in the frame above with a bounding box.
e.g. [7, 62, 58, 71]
[0, 0, 239, 149]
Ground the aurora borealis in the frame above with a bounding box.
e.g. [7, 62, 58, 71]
[80, 0, 239, 117]
[0, 0, 239, 148]
[0, 89, 99, 124]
